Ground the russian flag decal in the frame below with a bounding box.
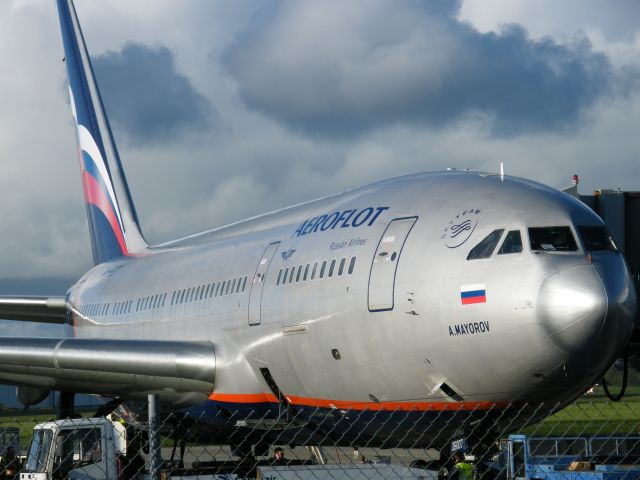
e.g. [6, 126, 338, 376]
[460, 284, 486, 305]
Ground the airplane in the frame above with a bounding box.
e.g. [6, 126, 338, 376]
[0, 0, 635, 457]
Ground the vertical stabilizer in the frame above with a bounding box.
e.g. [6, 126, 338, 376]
[57, 0, 149, 264]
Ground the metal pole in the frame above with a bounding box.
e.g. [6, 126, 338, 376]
[148, 394, 161, 480]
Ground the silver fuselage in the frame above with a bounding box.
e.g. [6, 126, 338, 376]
[66, 171, 635, 417]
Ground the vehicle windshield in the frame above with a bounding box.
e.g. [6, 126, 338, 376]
[578, 226, 618, 252]
[529, 226, 578, 252]
[24, 428, 53, 473]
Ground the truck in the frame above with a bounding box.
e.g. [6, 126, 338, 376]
[18, 417, 432, 480]
[19, 417, 134, 480]
[501, 434, 640, 480]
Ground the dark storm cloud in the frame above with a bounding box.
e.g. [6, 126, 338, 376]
[93, 43, 218, 147]
[223, 0, 625, 138]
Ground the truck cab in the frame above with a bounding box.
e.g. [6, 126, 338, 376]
[20, 418, 125, 480]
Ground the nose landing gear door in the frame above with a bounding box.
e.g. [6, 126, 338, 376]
[248, 241, 280, 326]
[368, 217, 417, 312]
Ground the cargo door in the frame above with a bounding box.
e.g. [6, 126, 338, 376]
[248, 242, 280, 325]
[368, 217, 417, 311]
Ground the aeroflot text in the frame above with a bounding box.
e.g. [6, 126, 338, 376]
[448, 321, 490, 336]
[293, 207, 390, 237]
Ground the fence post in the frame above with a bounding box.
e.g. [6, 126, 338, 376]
[148, 394, 161, 480]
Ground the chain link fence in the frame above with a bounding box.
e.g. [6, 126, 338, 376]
[0, 395, 639, 479]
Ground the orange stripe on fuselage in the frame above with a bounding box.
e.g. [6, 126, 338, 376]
[208, 392, 506, 411]
[210, 392, 279, 404]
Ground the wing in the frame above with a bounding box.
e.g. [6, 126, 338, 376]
[0, 337, 215, 405]
[0, 296, 67, 323]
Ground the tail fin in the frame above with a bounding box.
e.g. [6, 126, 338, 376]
[56, 0, 148, 264]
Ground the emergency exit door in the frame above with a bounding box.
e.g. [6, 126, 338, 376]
[368, 217, 417, 311]
[248, 241, 280, 325]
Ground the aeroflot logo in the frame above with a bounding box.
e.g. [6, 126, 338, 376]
[293, 207, 390, 237]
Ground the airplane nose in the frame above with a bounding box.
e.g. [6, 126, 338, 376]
[538, 265, 607, 352]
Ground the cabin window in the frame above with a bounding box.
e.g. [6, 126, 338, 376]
[578, 226, 618, 252]
[242, 276, 248, 292]
[303, 264, 310, 281]
[311, 262, 318, 280]
[162, 293, 167, 307]
[214, 282, 220, 297]
[231, 279, 237, 294]
[288, 267, 295, 284]
[220, 281, 226, 296]
[295, 265, 302, 282]
[467, 229, 504, 260]
[225, 280, 231, 295]
[328, 259, 336, 277]
[320, 261, 327, 278]
[277, 269, 283, 285]
[338, 258, 346, 276]
[498, 230, 523, 255]
[348, 256, 356, 274]
[529, 226, 578, 252]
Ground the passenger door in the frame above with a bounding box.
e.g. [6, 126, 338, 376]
[248, 242, 281, 325]
[368, 217, 417, 311]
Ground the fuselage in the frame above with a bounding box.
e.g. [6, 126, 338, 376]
[66, 171, 635, 436]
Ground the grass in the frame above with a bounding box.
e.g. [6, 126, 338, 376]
[523, 386, 640, 437]
[0, 409, 95, 447]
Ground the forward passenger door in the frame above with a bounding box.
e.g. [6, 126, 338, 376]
[368, 217, 417, 311]
[248, 242, 280, 325]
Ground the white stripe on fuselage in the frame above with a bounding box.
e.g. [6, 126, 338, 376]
[77, 125, 124, 231]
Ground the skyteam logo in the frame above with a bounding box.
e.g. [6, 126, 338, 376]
[441, 209, 480, 248]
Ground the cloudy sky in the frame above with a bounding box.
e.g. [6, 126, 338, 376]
[0, 0, 638, 334]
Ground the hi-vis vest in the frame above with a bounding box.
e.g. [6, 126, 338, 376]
[457, 462, 473, 480]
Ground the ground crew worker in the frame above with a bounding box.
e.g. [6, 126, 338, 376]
[0, 447, 19, 480]
[272, 447, 286, 465]
[449, 450, 473, 480]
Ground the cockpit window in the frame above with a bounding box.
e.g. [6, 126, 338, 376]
[578, 226, 618, 252]
[498, 230, 523, 255]
[528, 226, 578, 252]
[467, 229, 504, 260]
